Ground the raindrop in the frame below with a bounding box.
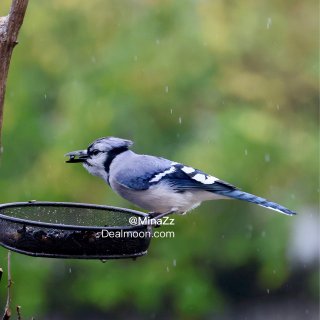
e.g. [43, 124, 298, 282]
[44, 93, 47, 100]
[156, 39, 160, 45]
[134, 55, 138, 62]
[69, 267, 72, 273]
[264, 153, 271, 162]
[166, 266, 170, 272]
[276, 104, 280, 110]
[244, 149, 248, 156]
[273, 269, 276, 274]
[178, 117, 182, 125]
[267, 17, 272, 29]
[173, 259, 177, 267]
[91, 56, 96, 64]
[170, 108, 173, 115]
[266, 288, 270, 294]
[165, 85, 169, 93]
[261, 231, 266, 237]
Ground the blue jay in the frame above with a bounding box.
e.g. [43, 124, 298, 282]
[65, 137, 296, 218]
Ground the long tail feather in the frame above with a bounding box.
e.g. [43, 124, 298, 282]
[215, 189, 296, 216]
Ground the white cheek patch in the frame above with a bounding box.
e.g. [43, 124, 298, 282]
[192, 173, 218, 185]
[83, 161, 109, 181]
[150, 166, 176, 183]
[181, 166, 195, 174]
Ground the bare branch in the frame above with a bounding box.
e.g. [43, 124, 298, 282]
[0, 0, 29, 149]
[2, 251, 12, 320]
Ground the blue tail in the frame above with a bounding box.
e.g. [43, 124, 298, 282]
[215, 189, 296, 216]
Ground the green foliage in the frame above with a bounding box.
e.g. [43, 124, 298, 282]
[0, 0, 318, 318]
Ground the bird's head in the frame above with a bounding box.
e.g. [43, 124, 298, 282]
[65, 137, 133, 180]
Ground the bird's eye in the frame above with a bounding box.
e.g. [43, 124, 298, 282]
[92, 149, 100, 156]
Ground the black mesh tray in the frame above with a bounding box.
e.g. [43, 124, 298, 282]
[0, 202, 152, 259]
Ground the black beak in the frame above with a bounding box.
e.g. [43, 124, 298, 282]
[65, 150, 88, 163]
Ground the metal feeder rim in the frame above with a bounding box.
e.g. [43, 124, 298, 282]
[0, 242, 148, 260]
[0, 201, 149, 231]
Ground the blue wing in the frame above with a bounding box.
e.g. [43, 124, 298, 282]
[158, 164, 296, 215]
[113, 154, 173, 190]
[150, 163, 236, 193]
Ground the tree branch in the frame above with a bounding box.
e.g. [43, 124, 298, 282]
[2, 251, 12, 320]
[0, 0, 29, 150]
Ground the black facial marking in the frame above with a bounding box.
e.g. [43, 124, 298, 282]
[104, 146, 129, 174]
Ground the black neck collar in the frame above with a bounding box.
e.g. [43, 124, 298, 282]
[104, 146, 128, 174]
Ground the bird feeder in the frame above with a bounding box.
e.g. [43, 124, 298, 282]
[0, 201, 152, 259]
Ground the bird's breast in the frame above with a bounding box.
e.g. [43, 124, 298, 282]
[109, 179, 204, 214]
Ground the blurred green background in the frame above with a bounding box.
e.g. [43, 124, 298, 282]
[0, 0, 318, 319]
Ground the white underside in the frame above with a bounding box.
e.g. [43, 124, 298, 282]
[109, 180, 227, 214]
